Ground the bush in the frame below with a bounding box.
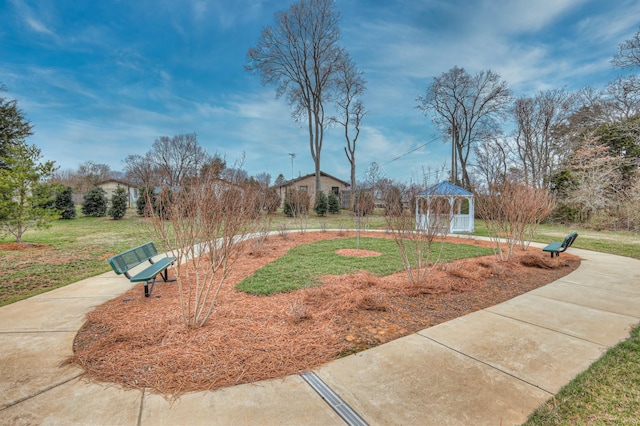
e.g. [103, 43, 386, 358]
[283, 189, 310, 217]
[328, 191, 340, 214]
[108, 186, 128, 220]
[82, 187, 108, 217]
[314, 191, 328, 216]
[136, 186, 156, 216]
[55, 186, 76, 219]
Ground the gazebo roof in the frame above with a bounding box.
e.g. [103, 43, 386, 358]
[418, 181, 473, 197]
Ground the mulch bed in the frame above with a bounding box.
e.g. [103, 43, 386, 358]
[69, 231, 580, 396]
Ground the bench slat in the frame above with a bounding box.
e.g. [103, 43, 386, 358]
[129, 257, 176, 282]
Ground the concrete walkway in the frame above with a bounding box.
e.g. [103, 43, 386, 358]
[1, 245, 639, 425]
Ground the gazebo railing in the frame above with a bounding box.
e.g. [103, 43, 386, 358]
[451, 214, 471, 232]
[417, 214, 473, 233]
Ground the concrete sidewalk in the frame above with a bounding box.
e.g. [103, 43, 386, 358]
[1, 246, 639, 425]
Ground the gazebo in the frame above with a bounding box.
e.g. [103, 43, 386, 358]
[415, 181, 475, 234]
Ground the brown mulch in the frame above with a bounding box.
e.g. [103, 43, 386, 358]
[70, 231, 580, 397]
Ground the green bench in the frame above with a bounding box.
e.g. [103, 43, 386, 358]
[108, 242, 176, 297]
[542, 232, 578, 258]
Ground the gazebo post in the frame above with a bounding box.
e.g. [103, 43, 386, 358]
[468, 195, 475, 232]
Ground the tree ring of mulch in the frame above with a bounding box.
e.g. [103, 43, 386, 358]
[335, 248, 381, 257]
[0, 242, 52, 251]
[69, 231, 580, 397]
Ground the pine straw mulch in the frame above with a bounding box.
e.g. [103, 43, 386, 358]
[69, 231, 580, 397]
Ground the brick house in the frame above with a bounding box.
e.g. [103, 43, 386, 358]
[275, 171, 350, 207]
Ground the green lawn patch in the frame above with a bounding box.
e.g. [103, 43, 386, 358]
[0, 211, 156, 307]
[525, 323, 640, 425]
[235, 237, 494, 295]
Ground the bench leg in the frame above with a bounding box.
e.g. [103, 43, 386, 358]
[144, 280, 155, 297]
[143, 270, 176, 297]
[159, 269, 176, 283]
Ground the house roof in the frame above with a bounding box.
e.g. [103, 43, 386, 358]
[418, 181, 473, 197]
[278, 171, 350, 188]
[96, 179, 135, 188]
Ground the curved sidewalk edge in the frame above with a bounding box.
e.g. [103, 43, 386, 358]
[0, 246, 638, 425]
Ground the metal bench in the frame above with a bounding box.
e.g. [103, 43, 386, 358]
[542, 232, 578, 258]
[108, 242, 176, 297]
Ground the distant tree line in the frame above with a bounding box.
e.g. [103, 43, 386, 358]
[414, 27, 640, 231]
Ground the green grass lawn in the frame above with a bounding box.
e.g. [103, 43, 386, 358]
[0, 209, 156, 306]
[236, 237, 494, 295]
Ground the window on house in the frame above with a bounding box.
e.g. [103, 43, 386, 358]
[299, 185, 308, 191]
[332, 187, 339, 196]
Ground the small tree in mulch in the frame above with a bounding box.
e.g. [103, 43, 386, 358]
[149, 166, 265, 328]
[328, 191, 340, 214]
[82, 187, 108, 217]
[108, 185, 128, 220]
[54, 186, 76, 219]
[314, 190, 328, 216]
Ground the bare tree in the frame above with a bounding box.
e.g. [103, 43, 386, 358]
[124, 133, 211, 190]
[612, 27, 640, 69]
[151, 133, 208, 189]
[511, 89, 576, 188]
[417, 66, 511, 189]
[253, 172, 271, 189]
[564, 136, 620, 222]
[246, 0, 346, 193]
[54, 161, 114, 196]
[123, 153, 155, 188]
[473, 136, 510, 188]
[332, 53, 366, 208]
[606, 75, 640, 120]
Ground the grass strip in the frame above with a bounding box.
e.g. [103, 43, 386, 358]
[524, 323, 640, 425]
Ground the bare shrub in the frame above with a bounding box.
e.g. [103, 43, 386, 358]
[249, 217, 272, 257]
[283, 189, 310, 234]
[384, 185, 451, 285]
[277, 222, 289, 239]
[476, 180, 555, 260]
[149, 168, 264, 328]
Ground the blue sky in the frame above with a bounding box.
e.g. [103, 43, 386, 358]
[1, 0, 638, 183]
